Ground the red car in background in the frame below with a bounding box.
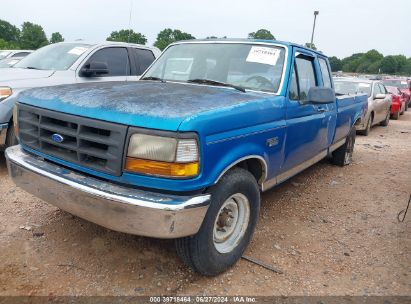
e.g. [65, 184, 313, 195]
[383, 78, 410, 111]
[386, 86, 406, 119]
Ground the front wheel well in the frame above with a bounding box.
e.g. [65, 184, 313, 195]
[217, 157, 267, 187]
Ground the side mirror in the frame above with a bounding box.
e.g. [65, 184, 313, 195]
[374, 93, 386, 99]
[308, 87, 335, 104]
[80, 61, 109, 77]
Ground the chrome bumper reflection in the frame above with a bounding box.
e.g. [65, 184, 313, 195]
[5, 145, 210, 238]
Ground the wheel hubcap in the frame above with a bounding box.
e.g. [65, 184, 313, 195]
[213, 193, 250, 253]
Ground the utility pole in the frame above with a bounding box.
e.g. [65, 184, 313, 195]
[310, 11, 319, 48]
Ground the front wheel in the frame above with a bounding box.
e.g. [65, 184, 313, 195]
[358, 115, 371, 136]
[379, 111, 390, 127]
[331, 126, 356, 167]
[175, 168, 260, 276]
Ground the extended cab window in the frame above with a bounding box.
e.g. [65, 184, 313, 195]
[289, 55, 317, 102]
[318, 58, 332, 88]
[84, 47, 130, 76]
[132, 48, 155, 75]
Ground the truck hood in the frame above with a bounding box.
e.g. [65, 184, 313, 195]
[0, 68, 55, 82]
[19, 81, 268, 131]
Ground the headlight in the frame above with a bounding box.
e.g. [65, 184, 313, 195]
[125, 133, 199, 178]
[0, 87, 12, 101]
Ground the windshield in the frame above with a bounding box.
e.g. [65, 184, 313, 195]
[0, 58, 20, 68]
[385, 86, 400, 95]
[382, 80, 407, 89]
[334, 81, 371, 96]
[143, 43, 286, 93]
[14, 43, 92, 71]
[0, 51, 11, 60]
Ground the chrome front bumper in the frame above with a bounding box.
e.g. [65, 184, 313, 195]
[5, 145, 210, 238]
[0, 123, 8, 147]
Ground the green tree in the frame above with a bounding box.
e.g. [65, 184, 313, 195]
[248, 29, 275, 40]
[19, 22, 48, 49]
[329, 56, 342, 72]
[392, 55, 407, 73]
[341, 53, 364, 72]
[400, 58, 411, 75]
[0, 19, 20, 44]
[106, 29, 147, 45]
[304, 42, 317, 50]
[50, 32, 64, 43]
[154, 28, 195, 51]
[0, 38, 19, 50]
[380, 56, 397, 74]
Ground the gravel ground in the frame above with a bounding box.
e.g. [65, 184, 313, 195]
[0, 112, 410, 297]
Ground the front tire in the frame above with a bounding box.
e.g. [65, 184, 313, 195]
[331, 126, 356, 167]
[175, 168, 260, 276]
[358, 115, 371, 136]
[379, 111, 390, 127]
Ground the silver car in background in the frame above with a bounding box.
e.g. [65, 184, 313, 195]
[334, 78, 391, 135]
[0, 50, 33, 60]
[0, 41, 160, 149]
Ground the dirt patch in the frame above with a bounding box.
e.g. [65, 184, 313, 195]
[0, 113, 410, 296]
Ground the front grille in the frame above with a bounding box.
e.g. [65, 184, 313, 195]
[18, 103, 128, 176]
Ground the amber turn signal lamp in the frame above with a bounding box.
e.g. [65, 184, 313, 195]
[125, 157, 199, 178]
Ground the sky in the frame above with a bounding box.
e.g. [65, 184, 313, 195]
[2, 0, 411, 58]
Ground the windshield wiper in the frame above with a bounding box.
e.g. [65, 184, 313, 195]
[187, 79, 246, 93]
[141, 76, 166, 82]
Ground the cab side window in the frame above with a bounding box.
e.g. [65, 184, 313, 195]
[132, 48, 156, 75]
[84, 47, 130, 76]
[378, 84, 387, 94]
[289, 55, 317, 103]
[318, 58, 332, 88]
[289, 64, 299, 100]
[374, 83, 382, 95]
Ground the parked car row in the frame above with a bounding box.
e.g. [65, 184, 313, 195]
[3, 39, 370, 276]
[334, 75, 410, 136]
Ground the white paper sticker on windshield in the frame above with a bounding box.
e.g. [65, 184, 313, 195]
[68, 47, 88, 56]
[401, 81, 407, 84]
[246, 46, 280, 66]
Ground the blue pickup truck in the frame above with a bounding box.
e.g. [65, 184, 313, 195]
[5, 39, 367, 276]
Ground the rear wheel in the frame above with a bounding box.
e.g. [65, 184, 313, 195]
[5, 124, 18, 147]
[175, 168, 260, 276]
[331, 126, 356, 167]
[379, 111, 390, 127]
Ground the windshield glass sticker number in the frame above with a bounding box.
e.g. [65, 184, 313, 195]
[246, 46, 280, 66]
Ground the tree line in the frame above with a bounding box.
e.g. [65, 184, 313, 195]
[1, 18, 410, 76]
[329, 51, 411, 75]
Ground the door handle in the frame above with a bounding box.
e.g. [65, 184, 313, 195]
[316, 107, 327, 112]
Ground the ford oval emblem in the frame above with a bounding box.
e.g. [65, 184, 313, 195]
[51, 133, 64, 143]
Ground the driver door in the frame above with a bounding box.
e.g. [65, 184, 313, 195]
[281, 49, 330, 174]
